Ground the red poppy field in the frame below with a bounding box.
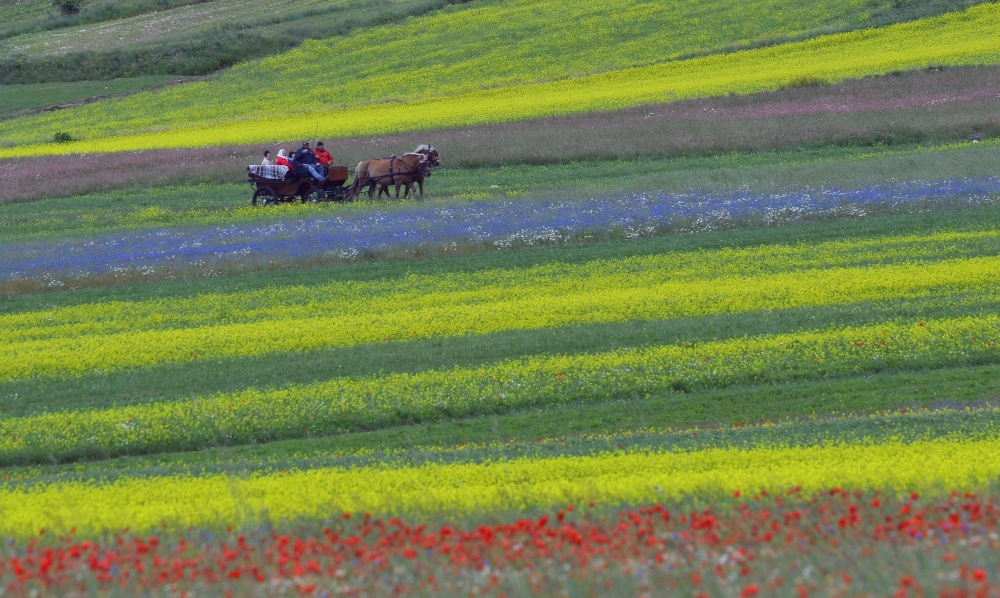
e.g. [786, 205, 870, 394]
[4, 489, 1000, 597]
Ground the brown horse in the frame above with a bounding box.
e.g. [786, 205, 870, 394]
[403, 144, 441, 198]
[349, 156, 418, 200]
[374, 145, 442, 199]
[348, 145, 441, 201]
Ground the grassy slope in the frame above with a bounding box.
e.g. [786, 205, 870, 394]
[2, 0, 360, 57]
[0, 0, 987, 85]
[0, 0, 216, 41]
[0, 0, 924, 144]
[0, 76, 181, 120]
[0, 0, 859, 86]
[0, 0, 880, 87]
[4, 2, 1000, 155]
[0, 0, 474, 85]
[0, 0, 976, 58]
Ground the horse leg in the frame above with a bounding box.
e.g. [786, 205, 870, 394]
[348, 178, 362, 201]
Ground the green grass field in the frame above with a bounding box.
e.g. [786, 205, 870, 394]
[2, 0, 361, 57]
[0, 0, 469, 84]
[0, 75, 181, 119]
[0, 0, 218, 41]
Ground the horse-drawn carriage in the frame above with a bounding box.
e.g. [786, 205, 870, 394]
[247, 145, 441, 206]
[247, 164, 351, 205]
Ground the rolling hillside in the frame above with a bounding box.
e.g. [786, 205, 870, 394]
[0, 0, 467, 83]
[2, 0, 1000, 155]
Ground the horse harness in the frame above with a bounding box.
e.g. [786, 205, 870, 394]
[369, 153, 429, 185]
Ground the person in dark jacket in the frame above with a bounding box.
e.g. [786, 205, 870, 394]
[293, 141, 324, 182]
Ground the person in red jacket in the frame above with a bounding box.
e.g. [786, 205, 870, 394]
[275, 149, 292, 168]
[314, 141, 333, 176]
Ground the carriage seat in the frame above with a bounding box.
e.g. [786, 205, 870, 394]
[247, 164, 289, 180]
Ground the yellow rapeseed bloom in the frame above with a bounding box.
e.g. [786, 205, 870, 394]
[0, 315, 995, 460]
[0, 437, 996, 537]
[2, 228, 998, 380]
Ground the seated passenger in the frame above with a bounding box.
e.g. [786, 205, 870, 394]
[275, 149, 292, 169]
[293, 140, 325, 183]
[261, 150, 273, 166]
[314, 141, 333, 176]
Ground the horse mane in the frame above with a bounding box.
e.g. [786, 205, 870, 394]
[414, 144, 436, 153]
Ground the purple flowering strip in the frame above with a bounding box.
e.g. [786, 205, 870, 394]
[3, 177, 999, 282]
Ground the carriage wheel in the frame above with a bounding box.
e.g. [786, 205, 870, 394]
[330, 187, 351, 201]
[252, 188, 277, 207]
[304, 189, 324, 204]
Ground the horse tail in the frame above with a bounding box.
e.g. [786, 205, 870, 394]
[354, 161, 369, 184]
[349, 161, 368, 200]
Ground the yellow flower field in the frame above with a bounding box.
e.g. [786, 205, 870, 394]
[0, 314, 995, 462]
[1, 436, 996, 537]
[3, 228, 998, 380]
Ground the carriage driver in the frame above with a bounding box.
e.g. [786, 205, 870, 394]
[293, 141, 325, 183]
[314, 141, 333, 176]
